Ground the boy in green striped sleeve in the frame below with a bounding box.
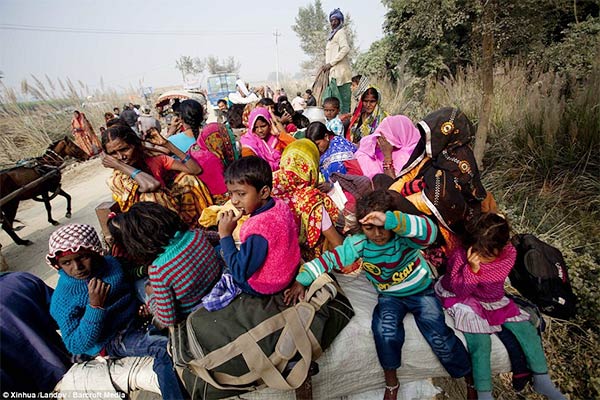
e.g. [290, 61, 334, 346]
[284, 190, 471, 400]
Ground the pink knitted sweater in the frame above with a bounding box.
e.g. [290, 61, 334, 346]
[439, 244, 521, 326]
[240, 198, 301, 294]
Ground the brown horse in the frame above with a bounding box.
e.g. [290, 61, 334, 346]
[0, 137, 90, 245]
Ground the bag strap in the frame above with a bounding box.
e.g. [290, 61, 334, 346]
[212, 303, 323, 387]
[244, 305, 315, 389]
[182, 275, 337, 391]
[186, 305, 315, 390]
[304, 273, 336, 302]
[186, 308, 288, 388]
[168, 323, 190, 367]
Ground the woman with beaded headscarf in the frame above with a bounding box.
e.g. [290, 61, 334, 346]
[321, 8, 353, 114]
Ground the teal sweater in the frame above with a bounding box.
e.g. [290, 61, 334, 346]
[297, 211, 438, 297]
[50, 256, 137, 356]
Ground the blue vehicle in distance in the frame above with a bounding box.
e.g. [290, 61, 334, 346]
[206, 73, 238, 109]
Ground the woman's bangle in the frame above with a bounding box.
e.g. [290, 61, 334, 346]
[383, 162, 394, 170]
[182, 154, 191, 163]
[130, 169, 142, 179]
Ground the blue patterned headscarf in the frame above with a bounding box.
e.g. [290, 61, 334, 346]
[328, 8, 344, 41]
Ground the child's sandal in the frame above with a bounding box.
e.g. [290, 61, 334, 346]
[384, 383, 399, 400]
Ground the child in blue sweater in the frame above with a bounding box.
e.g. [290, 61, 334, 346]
[284, 190, 471, 400]
[47, 224, 187, 400]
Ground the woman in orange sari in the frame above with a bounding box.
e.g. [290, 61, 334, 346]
[71, 110, 102, 156]
[101, 124, 212, 228]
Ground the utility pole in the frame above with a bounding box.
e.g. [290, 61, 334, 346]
[273, 28, 281, 89]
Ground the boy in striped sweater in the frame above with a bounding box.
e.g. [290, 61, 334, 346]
[284, 190, 471, 400]
[108, 202, 223, 327]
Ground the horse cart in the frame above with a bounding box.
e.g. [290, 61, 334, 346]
[0, 137, 89, 246]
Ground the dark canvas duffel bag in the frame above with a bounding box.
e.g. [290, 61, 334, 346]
[169, 274, 354, 400]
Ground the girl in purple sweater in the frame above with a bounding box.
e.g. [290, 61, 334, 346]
[435, 213, 565, 400]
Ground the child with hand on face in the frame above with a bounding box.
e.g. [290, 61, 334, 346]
[218, 156, 301, 296]
[435, 213, 566, 400]
[284, 190, 471, 400]
[47, 224, 187, 400]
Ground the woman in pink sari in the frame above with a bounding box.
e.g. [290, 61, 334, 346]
[187, 127, 229, 205]
[355, 115, 423, 179]
[71, 110, 102, 156]
[239, 107, 295, 170]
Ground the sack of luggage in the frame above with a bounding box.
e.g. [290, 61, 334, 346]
[509, 234, 577, 319]
[169, 274, 354, 399]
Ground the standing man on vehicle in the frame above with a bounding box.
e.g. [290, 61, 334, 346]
[322, 8, 352, 114]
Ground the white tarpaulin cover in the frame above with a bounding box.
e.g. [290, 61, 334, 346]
[58, 356, 160, 398]
[57, 273, 512, 399]
[238, 273, 511, 400]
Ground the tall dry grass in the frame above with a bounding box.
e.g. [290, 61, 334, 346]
[376, 60, 600, 399]
[0, 76, 137, 165]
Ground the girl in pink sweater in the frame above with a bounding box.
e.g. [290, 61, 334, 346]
[435, 213, 565, 400]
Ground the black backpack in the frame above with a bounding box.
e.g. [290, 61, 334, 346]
[509, 234, 577, 320]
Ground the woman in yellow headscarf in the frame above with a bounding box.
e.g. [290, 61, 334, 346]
[272, 139, 343, 260]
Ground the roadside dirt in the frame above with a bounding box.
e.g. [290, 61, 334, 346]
[0, 157, 113, 287]
[0, 111, 221, 286]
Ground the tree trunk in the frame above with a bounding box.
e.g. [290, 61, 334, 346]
[474, 0, 495, 170]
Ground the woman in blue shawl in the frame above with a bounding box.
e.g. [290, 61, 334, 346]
[306, 121, 357, 181]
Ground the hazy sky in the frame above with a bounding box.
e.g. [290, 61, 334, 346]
[0, 0, 388, 93]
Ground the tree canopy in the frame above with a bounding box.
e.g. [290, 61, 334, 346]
[356, 0, 599, 80]
[205, 56, 241, 74]
[175, 55, 241, 81]
[352, 0, 599, 167]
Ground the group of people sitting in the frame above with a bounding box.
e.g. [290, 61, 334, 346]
[6, 84, 567, 400]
